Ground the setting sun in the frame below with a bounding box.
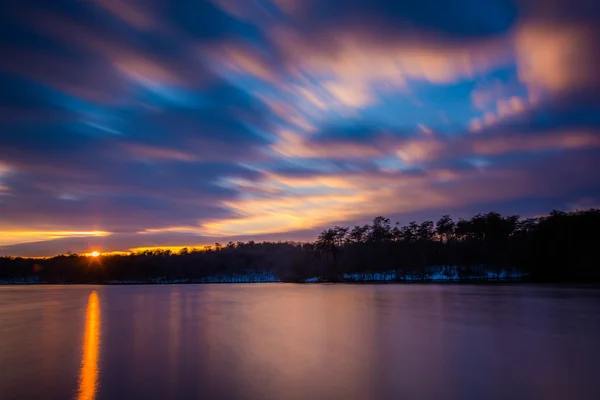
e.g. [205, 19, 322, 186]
[90, 251, 100, 257]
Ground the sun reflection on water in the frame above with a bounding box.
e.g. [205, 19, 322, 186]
[77, 291, 101, 400]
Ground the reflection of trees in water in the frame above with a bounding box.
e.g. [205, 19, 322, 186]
[77, 291, 100, 400]
[1, 209, 599, 284]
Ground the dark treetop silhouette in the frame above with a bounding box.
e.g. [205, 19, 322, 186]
[1, 209, 599, 284]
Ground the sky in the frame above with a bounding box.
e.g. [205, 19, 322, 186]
[1, 0, 600, 257]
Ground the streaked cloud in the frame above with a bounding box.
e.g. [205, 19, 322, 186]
[1, 0, 599, 256]
[93, 0, 157, 31]
[124, 144, 199, 162]
[0, 231, 111, 247]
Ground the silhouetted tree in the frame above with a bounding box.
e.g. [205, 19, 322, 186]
[2, 209, 599, 284]
[347, 225, 369, 243]
[368, 216, 393, 242]
[436, 215, 455, 243]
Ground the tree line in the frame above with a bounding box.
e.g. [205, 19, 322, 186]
[1, 209, 599, 284]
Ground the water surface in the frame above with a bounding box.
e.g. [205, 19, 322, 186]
[1, 284, 599, 400]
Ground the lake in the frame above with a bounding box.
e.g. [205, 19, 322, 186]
[1, 284, 599, 400]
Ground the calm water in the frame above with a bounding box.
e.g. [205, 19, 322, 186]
[1, 284, 599, 400]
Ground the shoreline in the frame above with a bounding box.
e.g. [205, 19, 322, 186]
[4, 280, 599, 287]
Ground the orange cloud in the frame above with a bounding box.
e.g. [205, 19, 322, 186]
[270, 26, 512, 106]
[129, 246, 209, 254]
[271, 130, 384, 159]
[0, 161, 12, 176]
[211, 24, 512, 111]
[514, 21, 599, 94]
[272, 124, 595, 169]
[198, 162, 552, 237]
[0, 162, 13, 193]
[396, 138, 444, 164]
[324, 82, 374, 108]
[201, 189, 371, 236]
[211, 7, 598, 115]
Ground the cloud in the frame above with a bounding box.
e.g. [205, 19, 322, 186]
[0, 227, 323, 257]
[470, 129, 600, 156]
[470, 95, 530, 132]
[514, 22, 600, 95]
[206, 0, 516, 114]
[513, 0, 600, 98]
[203, 40, 279, 83]
[270, 115, 600, 175]
[208, 0, 599, 115]
[324, 82, 374, 108]
[271, 129, 389, 160]
[0, 48, 129, 104]
[197, 144, 600, 236]
[0, 231, 111, 247]
[0, 1, 225, 106]
[396, 138, 446, 164]
[92, 0, 158, 31]
[123, 144, 199, 162]
[264, 26, 512, 112]
[31, 10, 206, 88]
[209, 0, 271, 22]
[2, 0, 600, 256]
[0, 70, 273, 243]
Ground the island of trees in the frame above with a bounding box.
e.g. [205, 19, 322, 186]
[1, 209, 599, 284]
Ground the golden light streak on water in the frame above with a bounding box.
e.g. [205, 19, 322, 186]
[77, 291, 101, 400]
